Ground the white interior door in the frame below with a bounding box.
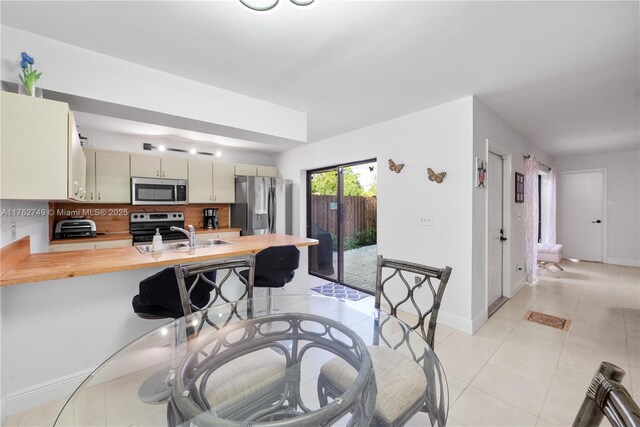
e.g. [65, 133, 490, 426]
[558, 171, 604, 262]
[488, 152, 504, 307]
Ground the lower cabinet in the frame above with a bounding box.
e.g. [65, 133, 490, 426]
[49, 239, 132, 252]
[197, 231, 240, 241]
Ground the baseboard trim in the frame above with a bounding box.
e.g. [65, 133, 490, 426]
[437, 311, 474, 334]
[606, 258, 640, 268]
[507, 277, 526, 298]
[471, 308, 488, 333]
[3, 367, 95, 416]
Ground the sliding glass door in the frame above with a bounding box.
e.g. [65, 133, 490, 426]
[307, 160, 377, 293]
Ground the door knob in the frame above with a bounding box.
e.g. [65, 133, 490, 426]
[500, 237, 508, 242]
[592, 220, 602, 224]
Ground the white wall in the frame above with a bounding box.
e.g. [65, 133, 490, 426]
[472, 98, 553, 325]
[554, 149, 640, 266]
[0, 266, 249, 416]
[1, 25, 307, 143]
[1, 268, 168, 414]
[277, 97, 476, 332]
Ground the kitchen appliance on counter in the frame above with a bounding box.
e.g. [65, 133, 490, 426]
[54, 219, 97, 239]
[203, 208, 219, 229]
[231, 177, 292, 236]
[131, 177, 188, 205]
[129, 211, 188, 246]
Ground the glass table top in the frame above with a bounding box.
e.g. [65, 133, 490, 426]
[55, 295, 447, 426]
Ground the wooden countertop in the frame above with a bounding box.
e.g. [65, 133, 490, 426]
[1, 234, 317, 287]
[48, 227, 242, 245]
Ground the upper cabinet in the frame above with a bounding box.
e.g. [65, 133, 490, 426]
[213, 162, 235, 203]
[1, 92, 86, 201]
[68, 113, 87, 201]
[235, 164, 278, 177]
[95, 151, 131, 203]
[257, 166, 278, 178]
[131, 154, 187, 179]
[188, 159, 214, 203]
[84, 149, 97, 202]
[234, 164, 258, 176]
[188, 160, 236, 204]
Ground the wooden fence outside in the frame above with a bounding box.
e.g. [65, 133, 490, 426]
[310, 195, 377, 237]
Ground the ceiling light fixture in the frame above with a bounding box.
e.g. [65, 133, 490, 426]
[239, 0, 313, 12]
[142, 143, 222, 157]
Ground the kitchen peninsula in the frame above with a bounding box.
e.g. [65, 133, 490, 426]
[0, 232, 317, 414]
[0, 234, 317, 286]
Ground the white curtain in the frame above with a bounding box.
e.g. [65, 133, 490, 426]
[524, 156, 539, 284]
[545, 167, 557, 244]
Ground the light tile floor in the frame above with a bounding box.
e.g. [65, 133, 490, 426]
[3, 260, 638, 426]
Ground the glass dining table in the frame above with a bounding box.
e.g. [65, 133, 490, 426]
[55, 295, 448, 426]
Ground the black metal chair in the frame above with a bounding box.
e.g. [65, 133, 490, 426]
[573, 362, 640, 427]
[132, 267, 217, 320]
[132, 257, 255, 404]
[318, 255, 453, 427]
[239, 245, 300, 313]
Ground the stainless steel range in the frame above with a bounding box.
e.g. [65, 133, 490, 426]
[129, 211, 187, 246]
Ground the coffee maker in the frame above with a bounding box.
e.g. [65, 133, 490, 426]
[203, 208, 219, 229]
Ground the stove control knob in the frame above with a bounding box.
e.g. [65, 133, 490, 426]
[140, 214, 145, 219]
[173, 214, 177, 218]
[133, 215, 138, 219]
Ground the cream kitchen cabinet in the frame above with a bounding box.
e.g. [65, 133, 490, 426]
[131, 154, 188, 179]
[188, 159, 214, 203]
[197, 231, 240, 241]
[257, 166, 278, 178]
[213, 162, 235, 203]
[234, 163, 278, 178]
[1, 92, 86, 201]
[188, 161, 235, 203]
[95, 151, 131, 203]
[49, 242, 96, 252]
[68, 114, 87, 201]
[161, 157, 188, 179]
[234, 164, 257, 176]
[84, 149, 97, 202]
[49, 238, 132, 252]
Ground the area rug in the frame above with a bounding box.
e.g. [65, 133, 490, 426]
[523, 310, 572, 331]
[311, 282, 370, 301]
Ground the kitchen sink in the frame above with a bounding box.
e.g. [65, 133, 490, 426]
[136, 239, 231, 254]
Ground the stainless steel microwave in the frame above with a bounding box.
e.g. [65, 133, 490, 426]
[131, 177, 188, 205]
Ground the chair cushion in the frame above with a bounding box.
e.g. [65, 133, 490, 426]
[320, 346, 427, 425]
[239, 269, 295, 288]
[133, 268, 216, 319]
[205, 348, 286, 416]
[537, 243, 563, 254]
[537, 243, 563, 263]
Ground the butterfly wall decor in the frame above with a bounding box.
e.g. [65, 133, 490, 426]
[427, 168, 447, 183]
[388, 159, 405, 173]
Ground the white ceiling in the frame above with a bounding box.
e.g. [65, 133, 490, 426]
[1, 1, 638, 157]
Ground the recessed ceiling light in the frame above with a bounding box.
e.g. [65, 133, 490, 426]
[158, 145, 166, 152]
[189, 148, 197, 155]
[215, 150, 222, 157]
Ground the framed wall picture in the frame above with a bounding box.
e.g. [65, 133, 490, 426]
[515, 172, 524, 203]
[475, 157, 487, 188]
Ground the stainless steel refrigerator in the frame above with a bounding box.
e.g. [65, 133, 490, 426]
[231, 176, 292, 236]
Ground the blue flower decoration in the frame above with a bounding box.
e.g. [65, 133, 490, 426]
[20, 52, 34, 64]
[20, 60, 28, 69]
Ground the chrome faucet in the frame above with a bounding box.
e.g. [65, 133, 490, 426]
[170, 225, 197, 247]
